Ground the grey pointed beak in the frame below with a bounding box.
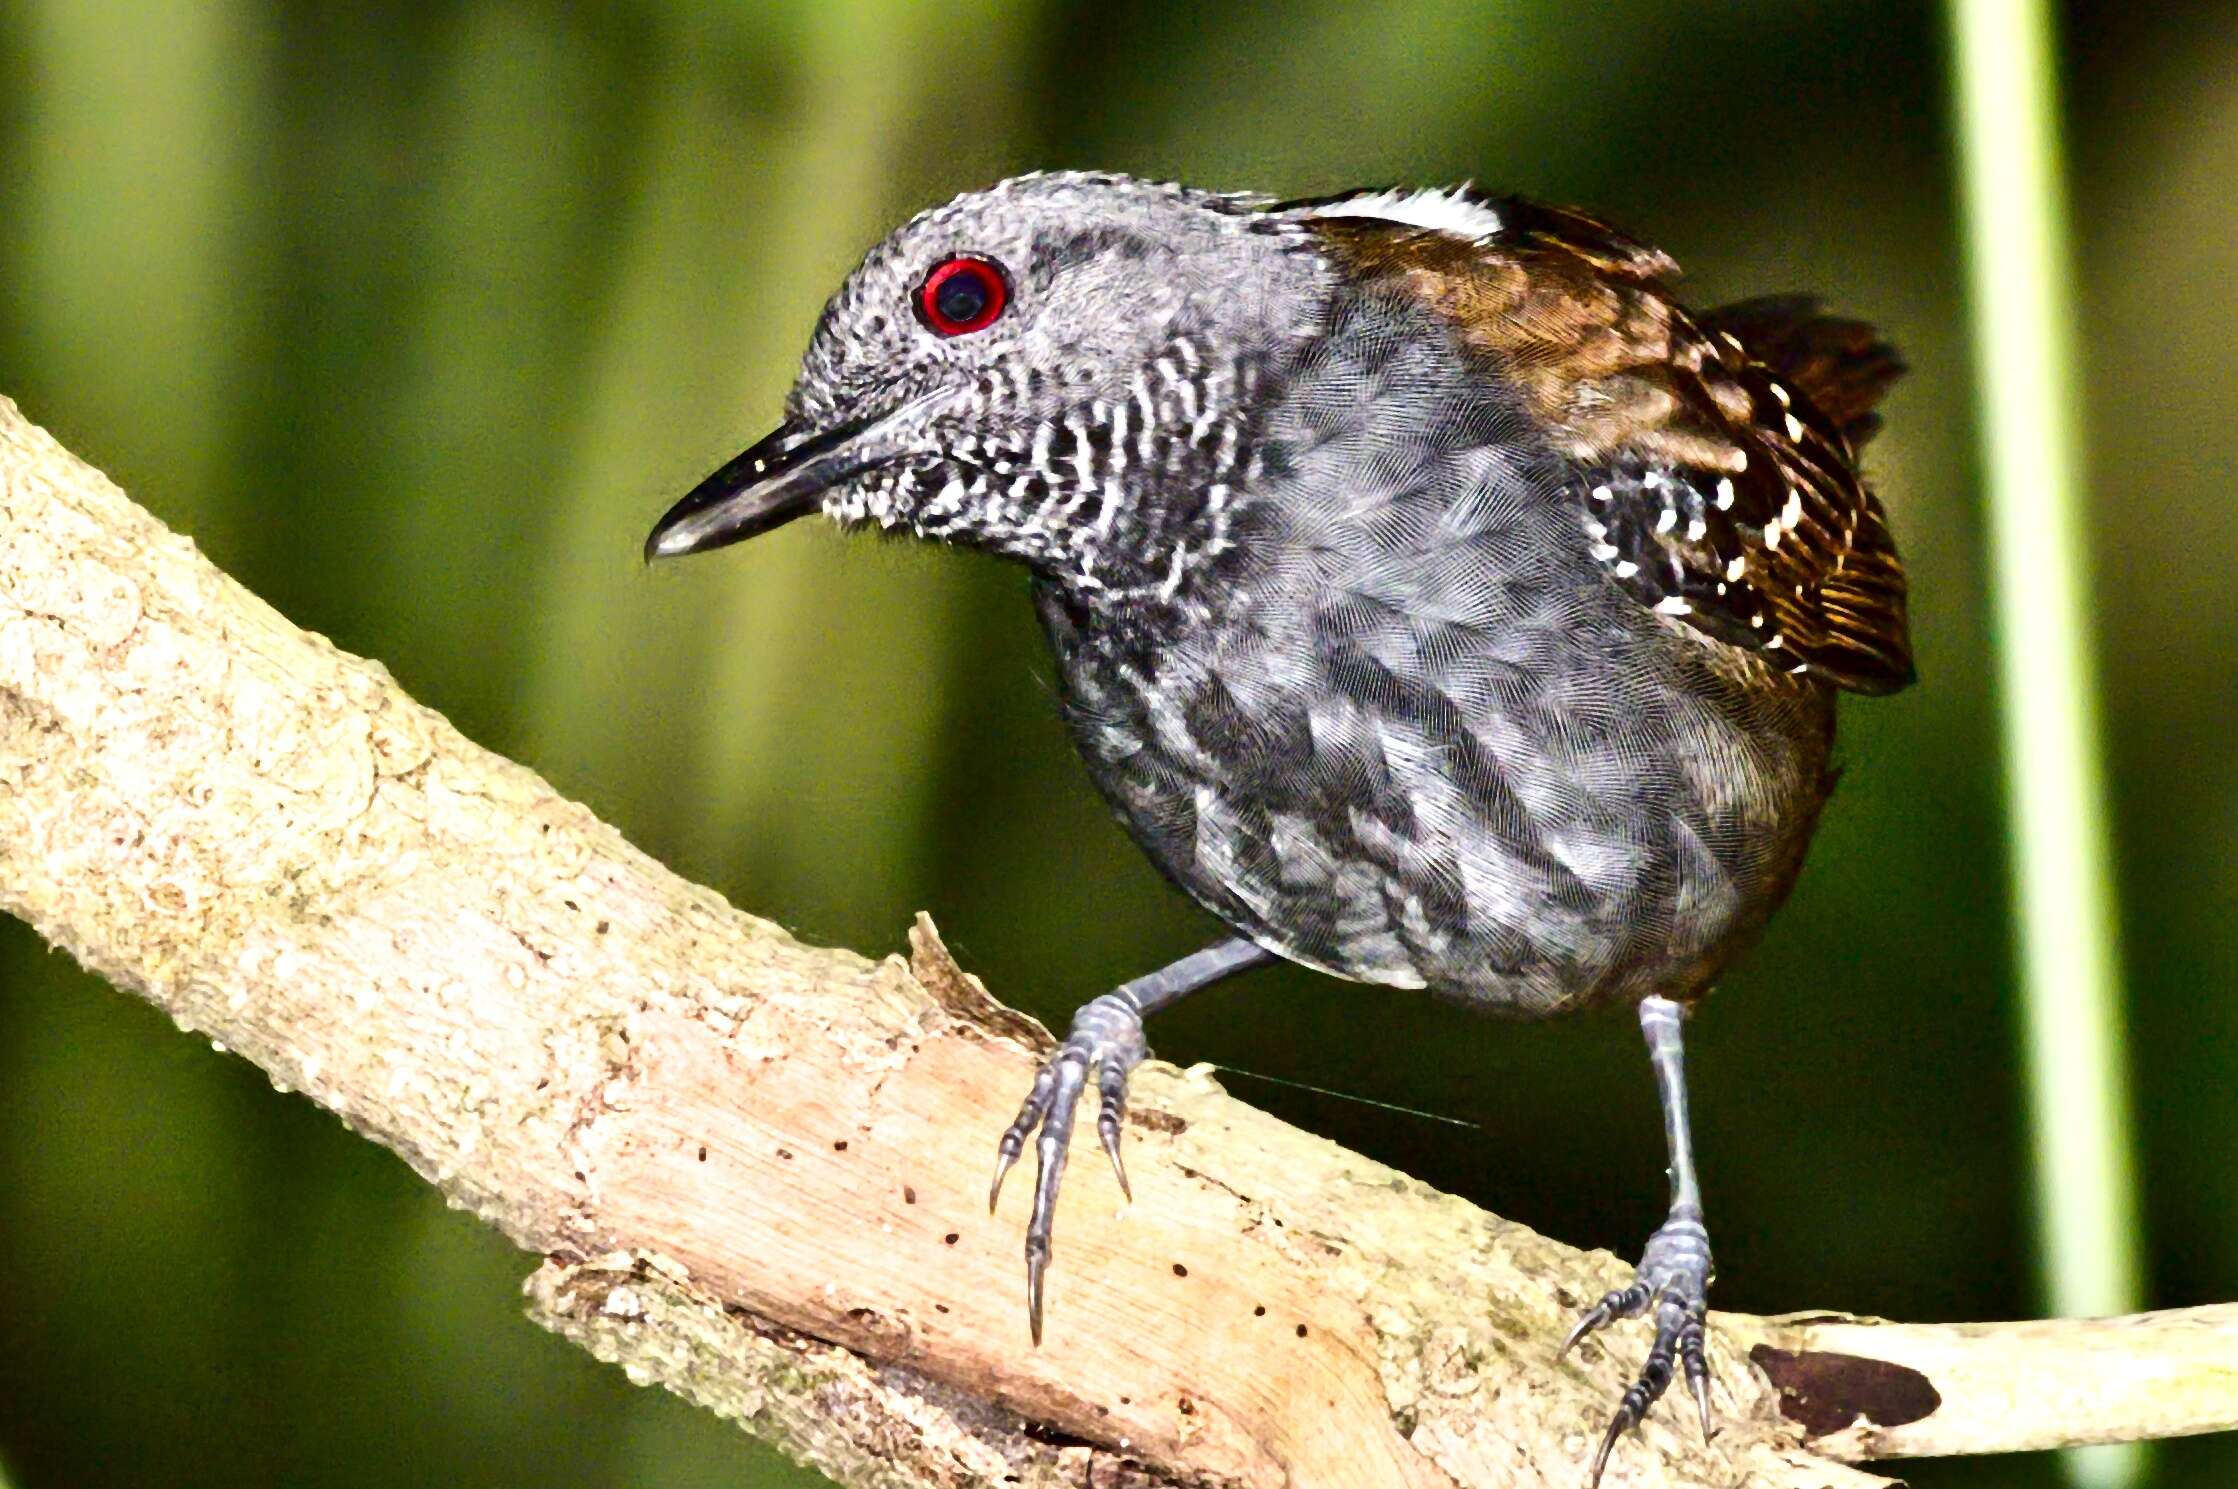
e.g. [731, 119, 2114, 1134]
[644, 416, 870, 561]
[645, 388, 960, 562]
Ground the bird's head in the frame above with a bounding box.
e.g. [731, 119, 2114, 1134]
[646, 172, 1331, 599]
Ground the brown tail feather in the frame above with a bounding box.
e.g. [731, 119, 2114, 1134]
[1700, 296, 1905, 448]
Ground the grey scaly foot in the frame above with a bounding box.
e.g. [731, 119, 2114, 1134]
[988, 991, 1147, 1343]
[986, 938, 1274, 1344]
[1559, 994, 1716, 1486]
[1561, 1209, 1715, 1484]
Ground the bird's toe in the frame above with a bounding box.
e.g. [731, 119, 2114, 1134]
[1564, 1211, 1716, 1486]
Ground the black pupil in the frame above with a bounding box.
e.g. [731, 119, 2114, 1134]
[935, 267, 989, 325]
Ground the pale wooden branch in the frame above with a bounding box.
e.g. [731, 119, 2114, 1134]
[0, 392, 2230, 1489]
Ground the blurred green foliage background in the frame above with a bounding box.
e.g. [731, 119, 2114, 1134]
[2, 1, 2235, 1485]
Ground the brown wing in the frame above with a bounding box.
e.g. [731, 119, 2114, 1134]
[1697, 295, 1906, 448]
[1306, 197, 1916, 696]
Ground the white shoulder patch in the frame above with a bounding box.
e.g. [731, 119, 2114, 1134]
[1294, 186, 1504, 243]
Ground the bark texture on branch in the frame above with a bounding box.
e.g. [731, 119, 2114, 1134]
[0, 394, 2231, 1488]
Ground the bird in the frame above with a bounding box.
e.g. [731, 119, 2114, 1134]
[645, 171, 1912, 1484]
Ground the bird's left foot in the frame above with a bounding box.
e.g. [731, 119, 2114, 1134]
[1560, 1208, 1715, 1485]
[987, 990, 1148, 1344]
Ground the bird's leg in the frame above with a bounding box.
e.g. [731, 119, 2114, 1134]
[989, 936, 1274, 1343]
[1561, 995, 1716, 1486]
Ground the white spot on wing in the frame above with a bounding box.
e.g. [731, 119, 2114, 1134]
[1294, 185, 1505, 242]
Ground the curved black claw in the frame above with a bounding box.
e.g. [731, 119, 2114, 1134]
[1560, 1211, 1715, 1487]
[988, 991, 1148, 1344]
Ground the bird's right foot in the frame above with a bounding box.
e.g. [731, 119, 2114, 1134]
[1560, 1208, 1715, 1486]
[988, 990, 1148, 1343]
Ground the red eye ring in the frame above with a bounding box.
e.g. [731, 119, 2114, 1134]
[916, 255, 1009, 336]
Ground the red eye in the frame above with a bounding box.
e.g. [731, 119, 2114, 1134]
[916, 255, 1009, 336]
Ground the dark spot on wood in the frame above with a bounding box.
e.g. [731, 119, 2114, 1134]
[845, 1306, 912, 1349]
[934, 1303, 949, 1313]
[901, 1184, 916, 1203]
[564, 898, 579, 911]
[596, 920, 610, 934]
[1131, 1108, 1188, 1136]
[1172, 1263, 1188, 1277]
[535, 1078, 549, 1090]
[1296, 1324, 1309, 1338]
[833, 1140, 849, 1151]
[1751, 1345, 1941, 1436]
[1178, 1397, 1194, 1416]
[1021, 1419, 1098, 1449]
[944, 1232, 959, 1245]
[697, 1145, 708, 1162]
[777, 1148, 793, 1160]
[1254, 1305, 1267, 1317]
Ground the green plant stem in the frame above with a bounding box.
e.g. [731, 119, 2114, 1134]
[1947, 2, 2144, 1484]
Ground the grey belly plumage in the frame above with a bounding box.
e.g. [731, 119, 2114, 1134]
[1036, 292, 1835, 1015]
